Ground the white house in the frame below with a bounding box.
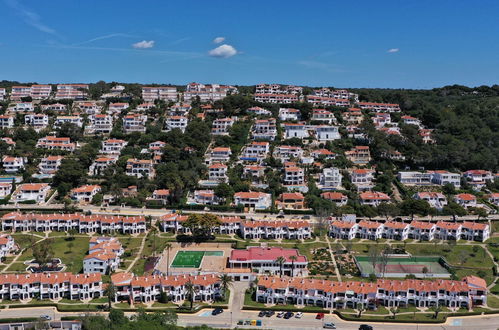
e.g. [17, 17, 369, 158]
[2, 156, 26, 173]
[0, 115, 14, 129]
[208, 163, 228, 182]
[359, 191, 391, 206]
[413, 192, 447, 210]
[319, 167, 342, 190]
[279, 108, 301, 121]
[70, 185, 101, 203]
[165, 116, 188, 133]
[123, 114, 147, 133]
[100, 139, 127, 155]
[125, 159, 155, 178]
[313, 125, 341, 141]
[25, 114, 49, 130]
[252, 119, 277, 140]
[282, 123, 309, 139]
[10, 183, 50, 204]
[430, 171, 461, 189]
[234, 191, 272, 210]
[454, 194, 477, 208]
[38, 156, 64, 176]
[350, 169, 374, 191]
[54, 116, 83, 128]
[0, 183, 12, 198]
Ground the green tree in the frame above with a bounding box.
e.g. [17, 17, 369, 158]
[184, 281, 196, 310]
[289, 255, 298, 277]
[275, 256, 286, 278]
[33, 239, 54, 268]
[183, 213, 222, 238]
[104, 282, 117, 310]
[218, 274, 233, 301]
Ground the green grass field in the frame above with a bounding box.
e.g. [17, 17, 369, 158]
[171, 251, 205, 268]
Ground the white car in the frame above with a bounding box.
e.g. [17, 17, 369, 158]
[40, 315, 52, 320]
[277, 312, 285, 318]
[295, 312, 303, 318]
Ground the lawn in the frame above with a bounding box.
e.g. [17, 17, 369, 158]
[17, 237, 89, 273]
[487, 295, 499, 309]
[404, 243, 493, 268]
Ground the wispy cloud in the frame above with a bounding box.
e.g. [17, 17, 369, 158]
[4, 0, 59, 37]
[74, 33, 138, 46]
[132, 40, 155, 49]
[208, 44, 238, 58]
[387, 48, 400, 53]
[169, 37, 191, 45]
[213, 37, 225, 44]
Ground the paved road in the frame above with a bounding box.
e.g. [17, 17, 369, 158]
[1, 204, 498, 223]
[2, 306, 499, 329]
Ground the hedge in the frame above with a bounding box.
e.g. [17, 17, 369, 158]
[0, 317, 38, 323]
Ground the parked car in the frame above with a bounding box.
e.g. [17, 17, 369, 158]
[359, 325, 373, 330]
[283, 312, 294, 319]
[323, 323, 336, 329]
[265, 310, 275, 317]
[212, 307, 224, 315]
[316, 313, 325, 319]
[40, 315, 52, 320]
[277, 312, 285, 318]
[295, 312, 303, 318]
[258, 311, 266, 317]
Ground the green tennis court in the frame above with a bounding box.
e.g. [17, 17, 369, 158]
[171, 251, 224, 268]
[355, 256, 450, 278]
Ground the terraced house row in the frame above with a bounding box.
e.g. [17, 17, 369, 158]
[159, 213, 312, 239]
[1, 212, 146, 234]
[329, 220, 490, 242]
[256, 275, 487, 309]
[0, 272, 102, 301]
[111, 272, 222, 304]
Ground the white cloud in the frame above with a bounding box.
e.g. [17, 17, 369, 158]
[5, 0, 58, 36]
[387, 48, 400, 53]
[132, 40, 155, 49]
[208, 44, 237, 58]
[213, 37, 225, 44]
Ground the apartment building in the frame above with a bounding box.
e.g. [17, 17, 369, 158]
[160, 213, 239, 234]
[1, 212, 146, 234]
[240, 220, 312, 240]
[276, 192, 306, 210]
[100, 139, 127, 155]
[397, 171, 432, 186]
[282, 123, 309, 139]
[2, 156, 26, 173]
[228, 247, 308, 277]
[0, 183, 12, 198]
[0, 115, 14, 129]
[123, 114, 147, 133]
[345, 146, 371, 165]
[255, 275, 486, 309]
[313, 88, 355, 100]
[125, 158, 155, 178]
[88, 156, 117, 176]
[142, 86, 177, 101]
[350, 169, 374, 191]
[241, 142, 270, 162]
[136, 102, 155, 111]
[25, 114, 49, 130]
[202, 164, 226, 184]
[283, 166, 305, 186]
[70, 185, 101, 203]
[55, 84, 88, 100]
[206, 147, 232, 164]
[254, 93, 299, 104]
[74, 101, 101, 115]
[111, 272, 221, 304]
[211, 117, 235, 135]
[430, 170, 461, 189]
[108, 102, 129, 113]
[401, 115, 422, 127]
[247, 106, 272, 117]
[84, 237, 123, 274]
[319, 167, 343, 190]
[382, 222, 411, 240]
[409, 221, 436, 241]
[147, 189, 171, 205]
[278, 108, 301, 121]
[36, 136, 76, 152]
[454, 194, 477, 208]
[54, 116, 83, 128]
[358, 102, 401, 112]
[359, 191, 391, 206]
[30, 85, 52, 100]
[41, 103, 67, 112]
[311, 149, 336, 160]
[10, 183, 50, 204]
[0, 272, 103, 301]
[191, 190, 219, 205]
[165, 115, 188, 133]
[329, 220, 358, 239]
[184, 82, 237, 102]
[306, 96, 350, 107]
[313, 125, 341, 141]
[8, 102, 34, 112]
[463, 170, 494, 191]
[252, 119, 277, 140]
[413, 192, 447, 210]
[234, 191, 272, 210]
[311, 109, 336, 124]
[87, 114, 113, 134]
[321, 192, 348, 206]
[37, 156, 64, 177]
[0, 88, 6, 101]
[10, 86, 31, 100]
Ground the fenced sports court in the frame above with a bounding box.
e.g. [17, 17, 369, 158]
[170, 250, 224, 268]
[355, 255, 451, 278]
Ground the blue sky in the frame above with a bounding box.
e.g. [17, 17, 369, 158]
[1, 0, 498, 88]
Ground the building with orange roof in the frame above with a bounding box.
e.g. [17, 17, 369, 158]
[255, 275, 486, 309]
[488, 193, 499, 206]
[70, 185, 101, 204]
[212, 117, 236, 135]
[101, 139, 128, 155]
[142, 86, 177, 102]
[462, 170, 494, 191]
[229, 247, 307, 277]
[357, 220, 385, 240]
[36, 136, 76, 152]
[165, 115, 188, 133]
[147, 189, 171, 205]
[10, 183, 50, 204]
[454, 193, 477, 208]
[234, 191, 271, 210]
[0, 234, 15, 259]
[208, 163, 228, 182]
[191, 189, 220, 206]
[84, 237, 123, 274]
[247, 106, 272, 117]
[282, 122, 309, 139]
[276, 192, 306, 210]
[435, 221, 462, 241]
[55, 84, 88, 100]
[345, 146, 371, 165]
[409, 221, 436, 241]
[329, 220, 359, 240]
[0, 272, 102, 301]
[1, 212, 146, 234]
[254, 93, 299, 104]
[413, 192, 447, 210]
[123, 114, 147, 133]
[54, 115, 83, 129]
[321, 192, 348, 206]
[206, 147, 232, 165]
[0, 183, 12, 198]
[251, 118, 277, 140]
[461, 222, 490, 242]
[1, 156, 26, 174]
[111, 272, 221, 304]
[240, 141, 270, 161]
[358, 102, 400, 113]
[125, 158, 155, 178]
[86, 114, 113, 134]
[359, 191, 391, 206]
[88, 155, 118, 176]
[240, 220, 312, 240]
[382, 221, 411, 240]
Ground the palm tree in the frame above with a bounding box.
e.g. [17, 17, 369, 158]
[389, 307, 399, 319]
[356, 303, 366, 318]
[431, 305, 442, 319]
[289, 255, 298, 277]
[275, 256, 286, 278]
[218, 274, 233, 301]
[165, 243, 172, 276]
[104, 282, 117, 310]
[185, 281, 195, 310]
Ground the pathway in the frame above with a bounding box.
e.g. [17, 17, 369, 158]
[325, 236, 342, 282]
[483, 243, 499, 290]
[125, 232, 148, 272]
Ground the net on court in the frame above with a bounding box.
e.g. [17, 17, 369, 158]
[375, 263, 427, 274]
[355, 255, 449, 277]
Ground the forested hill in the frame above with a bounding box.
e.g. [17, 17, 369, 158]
[349, 85, 499, 171]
